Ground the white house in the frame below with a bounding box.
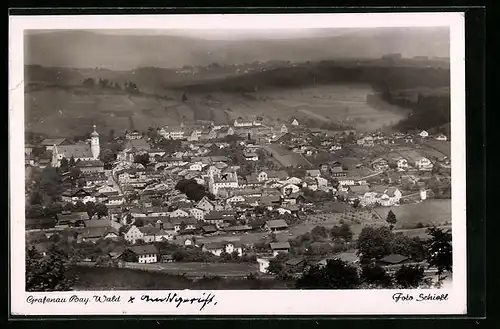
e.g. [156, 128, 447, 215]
[226, 195, 246, 204]
[257, 257, 272, 273]
[197, 196, 216, 213]
[282, 177, 302, 185]
[233, 119, 253, 128]
[124, 225, 144, 244]
[107, 195, 125, 206]
[419, 130, 429, 138]
[202, 241, 243, 257]
[435, 134, 448, 141]
[357, 136, 374, 147]
[276, 208, 292, 215]
[281, 183, 300, 195]
[127, 245, 158, 264]
[244, 152, 259, 161]
[169, 209, 190, 218]
[189, 162, 204, 171]
[415, 157, 434, 171]
[397, 158, 410, 171]
[315, 176, 328, 187]
[189, 208, 205, 221]
[291, 118, 299, 126]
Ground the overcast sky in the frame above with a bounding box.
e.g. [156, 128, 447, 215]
[29, 28, 370, 40]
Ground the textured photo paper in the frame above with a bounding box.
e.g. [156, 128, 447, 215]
[9, 13, 466, 316]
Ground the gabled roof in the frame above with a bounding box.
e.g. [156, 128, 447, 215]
[265, 219, 288, 229]
[270, 242, 291, 250]
[202, 225, 218, 233]
[41, 138, 67, 146]
[205, 210, 234, 220]
[285, 258, 305, 266]
[76, 160, 104, 168]
[56, 145, 93, 159]
[380, 254, 409, 264]
[225, 225, 252, 231]
[124, 139, 151, 151]
[79, 227, 118, 239]
[128, 245, 159, 255]
[266, 170, 289, 180]
[56, 212, 90, 222]
[83, 219, 113, 228]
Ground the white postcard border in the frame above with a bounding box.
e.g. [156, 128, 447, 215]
[9, 12, 466, 316]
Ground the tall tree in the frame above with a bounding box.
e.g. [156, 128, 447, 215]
[386, 210, 397, 229]
[94, 203, 109, 219]
[26, 247, 74, 291]
[394, 265, 425, 288]
[69, 156, 76, 168]
[426, 227, 452, 280]
[357, 226, 394, 263]
[361, 263, 392, 288]
[296, 259, 360, 289]
[59, 157, 69, 173]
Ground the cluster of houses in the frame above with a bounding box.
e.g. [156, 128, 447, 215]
[25, 118, 449, 268]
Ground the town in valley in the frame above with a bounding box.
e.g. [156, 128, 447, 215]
[24, 28, 453, 291]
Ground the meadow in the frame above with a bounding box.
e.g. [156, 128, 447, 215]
[123, 261, 259, 278]
[68, 266, 294, 290]
[24, 82, 411, 137]
[373, 199, 452, 229]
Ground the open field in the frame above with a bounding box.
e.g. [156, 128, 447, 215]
[68, 266, 293, 290]
[123, 261, 259, 278]
[374, 199, 451, 229]
[25, 89, 187, 136]
[424, 140, 451, 158]
[25, 82, 411, 137]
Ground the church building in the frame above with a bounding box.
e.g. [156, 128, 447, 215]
[51, 125, 100, 167]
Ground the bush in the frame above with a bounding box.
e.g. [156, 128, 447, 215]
[415, 222, 424, 229]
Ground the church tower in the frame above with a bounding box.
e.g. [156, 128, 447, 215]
[51, 144, 60, 167]
[90, 124, 100, 160]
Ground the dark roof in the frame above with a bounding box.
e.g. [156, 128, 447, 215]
[349, 185, 371, 194]
[205, 210, 234, 220]
[267, 170, 289, 180]
[83, 219, 113, 228]
[202, 225, 218, 233]
[41, 138, 67, 146]
[76, 160, 104, 168]
[138, 226, 162, 235]
[379, 254, 409, 264]
[25, 217, 57, 229]
[224, 225, 252, 232]
[79, 227, 117, 239]
[285, 258, 305, 266]
[56, 212, 90, 222]
[129, 245, 159, 255]
[56, 144, 93, 159]
[124, 139, 151, 151]
[270, 242, 291, 250]
[265, 219, 289, 229]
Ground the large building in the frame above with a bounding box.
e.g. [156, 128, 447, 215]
[51, 125, 100, 167]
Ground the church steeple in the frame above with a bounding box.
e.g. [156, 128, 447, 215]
[90, 124, 100, 159]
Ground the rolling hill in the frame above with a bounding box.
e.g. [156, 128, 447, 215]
[24, 28, 450, 70]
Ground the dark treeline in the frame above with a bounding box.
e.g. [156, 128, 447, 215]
[175, 61, 450, 94]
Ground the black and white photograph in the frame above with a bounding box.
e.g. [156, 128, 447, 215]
[10, 13, 466, 315]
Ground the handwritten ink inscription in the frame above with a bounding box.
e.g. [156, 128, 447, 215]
[140, 293, 217, 310]
[392, 292, 449, 303]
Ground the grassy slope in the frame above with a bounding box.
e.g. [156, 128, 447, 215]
[24, 61, 450, 137]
